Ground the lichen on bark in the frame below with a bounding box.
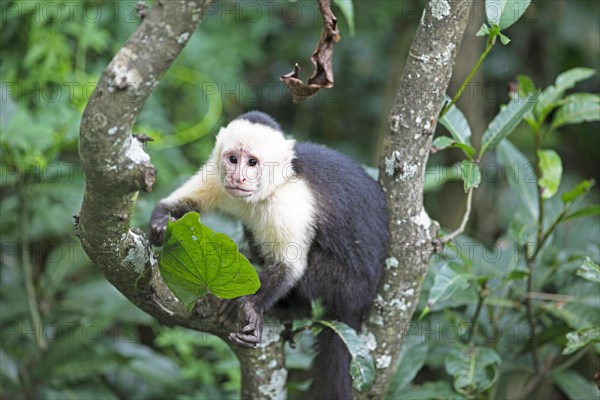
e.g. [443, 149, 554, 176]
[360, 1, 472, 398]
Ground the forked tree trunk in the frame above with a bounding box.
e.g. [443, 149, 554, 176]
[77, 1, 471, 399]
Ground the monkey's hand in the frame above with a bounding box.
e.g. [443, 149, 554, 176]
[218, 297, 263, 348]
[148, 202, 172, 246]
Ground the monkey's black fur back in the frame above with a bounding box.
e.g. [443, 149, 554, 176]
[291, 142, 389, 399]
[292, 142, 388, 320]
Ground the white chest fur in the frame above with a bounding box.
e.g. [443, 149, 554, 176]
[218, 178, 316, 276]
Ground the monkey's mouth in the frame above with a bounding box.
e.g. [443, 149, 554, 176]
[225, 186, 254, 198]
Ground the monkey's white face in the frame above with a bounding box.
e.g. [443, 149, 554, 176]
[214, 119, 297, 202]
[221, 148, 261, 198]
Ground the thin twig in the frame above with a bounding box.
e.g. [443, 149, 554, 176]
[523, 128, 545, 373]
[441, 37, 494, 117]
[469, 283, 487, 346]
[534, 132, 545, 255]
[439, 188, 474, 244]
[535, 208, 568, 258]
[524, 292, 576, 302]
[514, 365, 547, 400]
[523, 202, 574, 374]
[20, 184, 47, 350]
[524, 249, 541, 373]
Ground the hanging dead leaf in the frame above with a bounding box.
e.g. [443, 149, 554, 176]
[280, 0, 341, 103]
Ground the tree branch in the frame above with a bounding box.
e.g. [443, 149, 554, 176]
[438, 188, 474, 244]
[77, 2, 285, 398]
[361, 1, 472, 398]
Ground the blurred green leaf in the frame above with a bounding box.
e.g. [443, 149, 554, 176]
[159, 212, 260, 309]
[39, 384, 119, 400]
[551, 371, 599, 400]
[62, 279, 151, 325]
[445, 345, 502, 395]
[113, 342, 184, 387]
[561, 180, 595, 204]
[484, 297, 522, 309]
[0, 349, 20, 386]
[439, 103, 472, 145]
[497, 140, 539, 222]
[555, 68, 597, 91]
[480, 91, 539, 156]
[397, 381, 464, 400]
[535, 86, 562, 123]
[63, 19, 110, 54]
[155, 326, 214, 358]
[155, 67, 223, 149]
[432, 136, 476, 160]
[23, 28, 72, 81]
[427, 263, 473, 309]
[41, 239, 90, 300]
[333, 0, 355, 36]
[541, 303, 582, 330]
[454, 143, 477, 159]
[485, 0, 531, 30]
[424, 164, 462, 193]
[505, 269, 529, 282]
[576, 257, 600, 282]
[537, 149, 563, 199]
[562, 328, 600, 355]
[562, 285, 600, 329]
[41, 342, 120, 385]
[388, 340, 429, 396]
[551, 93, 600, 130]
[561, 92, 599, 104]
[476, 23, 490, 37]
[432, 136, 455, 151]
[564, 205, 600, 222]
[311, 299, 326, 320]
[418, 306, 431, 320]
[318, 320, 374, 391]
[516, 74, 537, 96]
[2, 108, 55, 156]
[460, 160, 481, 192]
[535, 68, 597, 123]
[499, 33, 511, 45]
[291, 318, 314, 333]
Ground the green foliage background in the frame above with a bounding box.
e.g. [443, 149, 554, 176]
[1, 0, 598, 399]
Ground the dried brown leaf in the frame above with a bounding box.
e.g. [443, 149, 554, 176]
[280, 0, 340, 103]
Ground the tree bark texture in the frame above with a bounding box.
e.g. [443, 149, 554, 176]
[77, 1, 286, 398]
[362, 1, 472, 398]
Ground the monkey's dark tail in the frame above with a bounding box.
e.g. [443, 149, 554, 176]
[308, 327, 353, 400]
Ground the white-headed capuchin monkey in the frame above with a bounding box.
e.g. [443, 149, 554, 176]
[149, 111, 388, 399]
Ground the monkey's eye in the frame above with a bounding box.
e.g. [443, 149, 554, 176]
[248, 158, 258, 167]
[229, 155, 238, 164]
